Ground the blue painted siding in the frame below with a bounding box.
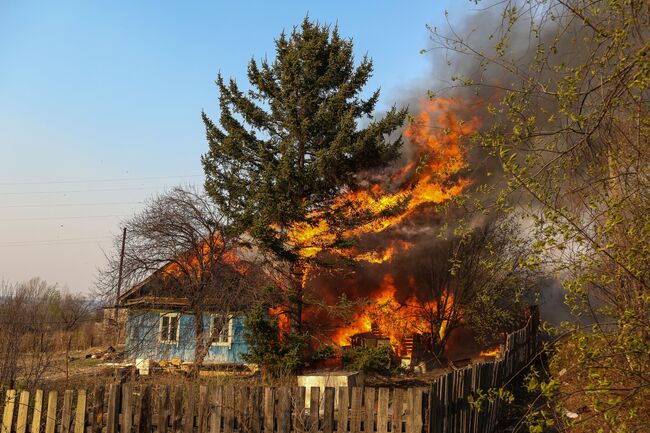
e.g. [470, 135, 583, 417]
[125, 310, 249, 364]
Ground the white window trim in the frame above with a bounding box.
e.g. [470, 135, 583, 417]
[159, 312, 180, 345]
[209, 314, 233, 348]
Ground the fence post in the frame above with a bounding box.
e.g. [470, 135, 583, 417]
[363, 387, 375, 433]
[134, 385, 151, 433]
[107, 384, 121, 433]
[2, 389, 17, 433]
[31, 390, 43, 433]
[92, 386, 105, 433]
[337, 387, 348, 433]
[74, 390, 87, 433]
[16, 390, 30, 433]
[322, 388, 335, 433]
[263, 388, 274, 433]
[376, 388, 388, 433]
[157, 386, 170, 433]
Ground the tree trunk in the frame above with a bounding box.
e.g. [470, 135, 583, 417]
[193, 310, 208, 378]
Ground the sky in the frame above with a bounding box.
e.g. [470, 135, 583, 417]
[0, 0, 473, 293]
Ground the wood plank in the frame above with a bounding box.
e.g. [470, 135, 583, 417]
[16, 391, 30, 433]
[198, 386, 208, 433]
[249, 388, 261, 433]
[263, 388, 274, 433]
[309, 387, 319, 433]
[404, 389, 413, 433]
[171, 386, 183, 433]
[237, 387, 248, 433]
[349, 388, 362, 433]
[74, 390, 87, 433]
[222, 386, 234, 433]
[121, 384, 133, 433]
[363, 388, 375, 433]
[61, 390, 73, 433]
[184, 385, 195, 433]
[336, 387, 348, 433]
[391, 389, 403, 433]
[157, 387, 171, 433]
[292, 387, 305, 433]
[376, 389, 388, 433]
[209, 387, 222, 433]
[31, 390, 43, 433]
[412, 389, 423, 433]
[91, 387, 104, 433]
[2, 389, 17, 433]
[276, 388, 290, 433]
[44, 391, 58, 433]
[134, 386, 151, 433]
[106, 384, 121, 433]
[322, 388, 334, 433]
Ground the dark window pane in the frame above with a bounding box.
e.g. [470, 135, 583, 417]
[169, 316, 178, 342]
[161, 316, 169, 341]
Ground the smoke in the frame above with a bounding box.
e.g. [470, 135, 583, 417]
[306, 1, 588, 351]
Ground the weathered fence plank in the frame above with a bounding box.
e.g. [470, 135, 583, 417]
[2, 389, 17, 433]
[91, 387, 104, 433]
[263, 388, 274, 433]
[31, 390, 43, 433]
[44, 391, 57, 433]
[16, 391, 29, 433]
[107, 384, 121, 433]
[74, 390, 87, 433]
[337, 387, 348, 433]
[364, 387, 375, 433]
[322, 388, 335, 433]
[209, 386, 222, 433]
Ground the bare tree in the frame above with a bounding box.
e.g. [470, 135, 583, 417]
[98, 186, 262, 374]
[414, 215, 538, 360]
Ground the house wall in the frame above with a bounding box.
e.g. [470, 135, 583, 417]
[124, 310, 249, 365]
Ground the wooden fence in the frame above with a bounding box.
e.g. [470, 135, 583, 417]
[0, 309, 538, 433]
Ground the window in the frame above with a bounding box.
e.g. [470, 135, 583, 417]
[210, 314, 233, 346]
[160, 313, 180, 344]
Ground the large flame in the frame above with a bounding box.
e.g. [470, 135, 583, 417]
[286, 98, 479, 263]
[332, 275, 455, 357]
[283, 99, 480, 357]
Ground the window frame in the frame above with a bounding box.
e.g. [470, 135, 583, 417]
[159, 312, 181, 345]
[209, 314, 233, 348]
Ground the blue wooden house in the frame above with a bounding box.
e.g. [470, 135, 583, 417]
[119, 273, 251, 367]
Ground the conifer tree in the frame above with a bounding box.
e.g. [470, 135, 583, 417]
[202, 18, 407, 331]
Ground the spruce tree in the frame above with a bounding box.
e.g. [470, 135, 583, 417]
[202, 18, 407, 330]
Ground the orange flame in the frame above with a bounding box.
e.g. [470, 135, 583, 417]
[480, 347, 501, 357]
[286, 98, 479, 265]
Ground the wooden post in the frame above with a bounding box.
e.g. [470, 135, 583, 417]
[16, 391, 30, 433]
[107, 384, 122, 433]
[276, 388, 290, 433]
[63, 391, 74, 433]
[337, 387, 348, 433]
[292, 387, 305, 433]
[391, 389, 403, 433]
[309, 387, 319, 433]
[134, 385, 151, 433]
[122, 384, 133, 433]
[322, 388, 335, 433]
[263, 388, 274, 433]
[172, 386, 183, 433]
[157, 386, 171, 433]
[209, 386, 222, 433]
[349, 388, 362, 433]
[222, 386, 234, 433]
[45, 391, 58, 433]
[198, 386, 208, 433]
[92, 386, 105, 433]
[2, 389, 17, 433]
[31, 390, 44, 433]
[376, 388, 388, 433]
[183, 385, 195, 433]
[363, 388, 375, 433]
[74, 390, 87, 433]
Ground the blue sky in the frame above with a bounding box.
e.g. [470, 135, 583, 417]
[0, 1, 472, 292]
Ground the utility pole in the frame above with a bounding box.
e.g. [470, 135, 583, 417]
[114, 227, 127, 342]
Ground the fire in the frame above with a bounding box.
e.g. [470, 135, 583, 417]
[332, 275, 455, 357]
[480, 347, 501, 357]
[286, 98, 479, 263]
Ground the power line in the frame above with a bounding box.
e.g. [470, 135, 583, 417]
[0, 174, 203, 186]
[0, 214, 129, 222]
[0, 201, 144, 209]
[0, 240, 111, 247]
[1, 236, 112, 245]
[0, 185, 187, 195]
